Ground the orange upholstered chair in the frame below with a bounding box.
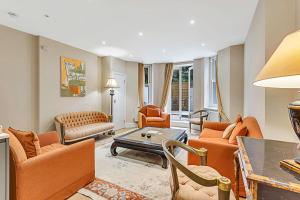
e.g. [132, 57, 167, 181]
[138, 105, 170, 128]
[7, 130, 95, 200]
[187, 116, 263, 197]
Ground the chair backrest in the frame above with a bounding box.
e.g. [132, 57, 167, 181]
[139, 105, 162, 116]
[55, 111, 108, 128]
[242, 117, 263, 139]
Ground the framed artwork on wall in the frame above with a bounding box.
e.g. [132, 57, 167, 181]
[60, 56, 86, 97]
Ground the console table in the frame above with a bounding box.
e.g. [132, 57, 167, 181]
[0, 133, 9, 200]
[235, 137, 300, 200]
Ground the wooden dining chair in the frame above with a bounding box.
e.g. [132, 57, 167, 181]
[189, 109, 209, 132]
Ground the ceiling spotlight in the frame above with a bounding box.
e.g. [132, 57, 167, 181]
[138, 32, 143, 36]
[162, 49, 166, 53]
[129, 54, 133, 57]
[7, 11, 19, 18]
[102, 41, 106, 45]
[201, 43, 206, 47]
[190, 19, 195, 25]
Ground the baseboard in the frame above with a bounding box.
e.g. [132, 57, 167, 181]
[125, 123, 137, 128]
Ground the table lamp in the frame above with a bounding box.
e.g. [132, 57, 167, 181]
[254, 30, 300, 168]
[105, 78, 119, 121]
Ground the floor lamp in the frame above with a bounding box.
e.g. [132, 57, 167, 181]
[105, 78, 119, 121]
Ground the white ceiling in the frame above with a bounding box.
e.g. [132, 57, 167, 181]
[0, 0, 258, 64]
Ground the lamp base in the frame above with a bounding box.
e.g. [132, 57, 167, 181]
[288, 101, 300, 143]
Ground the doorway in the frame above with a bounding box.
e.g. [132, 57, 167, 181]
[112, 72, 126, 130]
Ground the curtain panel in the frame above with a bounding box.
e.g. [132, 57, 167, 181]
[138, 63, 145, 108]
[216, 57, 230, 122]
[160, 63, 173, 109]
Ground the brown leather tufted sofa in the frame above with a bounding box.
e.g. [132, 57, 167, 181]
[55, 111, 114, 144]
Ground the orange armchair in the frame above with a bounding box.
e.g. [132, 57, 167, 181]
[138, 105, 170, 128]
[187, 116, 263, 197]
[7, 130, 95, 200]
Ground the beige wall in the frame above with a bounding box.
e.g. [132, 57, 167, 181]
[244, 0, 299, 142]
[152, 63, 165, 106]
[217, 45, 244, 122]
[0, 25, 39, 131]
[39, 37, 101, 131]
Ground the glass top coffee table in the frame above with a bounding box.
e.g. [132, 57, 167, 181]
[110, 127, 188, 168]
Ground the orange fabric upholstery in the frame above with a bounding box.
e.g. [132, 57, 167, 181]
[8, 127, 41, 158]
[6, 130, 95, 200]
[188, 116, 263, 197]
[228, 123, 248, 144]
[38, 131, 60, 147]
[147, 107, 161, 117]
[138, 105, 170, 128]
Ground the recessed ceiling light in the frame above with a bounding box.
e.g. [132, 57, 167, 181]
[138, 32, 143, 36]
[7, 11, 18, 18]
[201, 43, 206, 47]
[162, 49, 166, 53]
[190, 19, 195, 25]
[102, 41, 106, 45]
[129, 54, 133, 57]
[44, 14, 50, 18]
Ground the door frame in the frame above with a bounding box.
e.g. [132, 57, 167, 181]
[112, 72, 127, 129]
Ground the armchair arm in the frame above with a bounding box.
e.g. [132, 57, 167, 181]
[38, 131, 60, 147]
[161, 112, 170, 128]
[17, 139, 95, 200]
[189, 109, 209, 119]
[138, 112, 147, 128]
[203, 121, 231, 131]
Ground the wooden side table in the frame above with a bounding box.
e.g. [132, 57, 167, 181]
[235, 137, 300, 200]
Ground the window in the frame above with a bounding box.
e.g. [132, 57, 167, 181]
[144, 65, 152, 105]
[208, 57, 217, 108]
[171, 65, 193, 121]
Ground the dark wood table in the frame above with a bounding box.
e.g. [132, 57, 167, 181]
[110, 127, 188, 168]
[235, 136, 300, 200]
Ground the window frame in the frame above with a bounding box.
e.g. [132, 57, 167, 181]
[144, 64, 152, 105]
[208, 57, 218, 109]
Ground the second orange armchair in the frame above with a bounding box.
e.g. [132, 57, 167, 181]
[138, 105, 170, 128]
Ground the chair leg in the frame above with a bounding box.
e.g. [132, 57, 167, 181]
[189, 122, 192, 133]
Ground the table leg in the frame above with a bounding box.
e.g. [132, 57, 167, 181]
[110, 142, 118, 156]
[161, 155, 168, 169]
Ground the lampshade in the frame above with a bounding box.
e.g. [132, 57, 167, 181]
[254, 30, 300, 88]
[105, 78, 119, 88]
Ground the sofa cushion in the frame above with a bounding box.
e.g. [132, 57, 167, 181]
[147, 107, 161, 117]
[200, 128, 223, 138]
[8, 127, 41, 158]
[41, 143, 65, 154]
[222, 123, 237, 139]
[172, 165, 235, 200]
[64, 123, 114, 141]
[146, 117, 165, 122]
[6, 129, 27, 163]
[229, 122, 248, 144]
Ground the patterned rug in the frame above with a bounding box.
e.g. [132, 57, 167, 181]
[78, 178, 151, 200]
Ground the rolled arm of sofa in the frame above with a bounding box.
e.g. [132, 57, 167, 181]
[138, 112, 146, 128]
[161, 113, 170, 128]
[38, 131, 60, 147]
[17, 139, 95, 200]
[98, 112, 110, 122]
[203, 121, 231, 131]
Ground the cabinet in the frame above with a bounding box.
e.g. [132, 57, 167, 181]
[0, 133, 9, 200]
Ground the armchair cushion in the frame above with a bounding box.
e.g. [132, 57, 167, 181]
[8, 127, 41, 158]
[147, 107, 161, 117]
[38, 131, 60, 147]
[172, 165, 235, 200]
[190, 118, 201, 125]
[203, 121, 231, 131]
[146, 117, 165, 122]
[222, 123, 237, 139]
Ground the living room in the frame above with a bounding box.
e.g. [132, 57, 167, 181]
[1, 0, 300, 200]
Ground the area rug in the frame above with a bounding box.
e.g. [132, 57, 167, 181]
[78, 178, 151, 200]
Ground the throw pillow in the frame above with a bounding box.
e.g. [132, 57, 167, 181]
[235, 114, 243, 123]
[222, 123, 236, 139]
[147, 108, 161, 117]
[8, 127, 41, 158]
[228, 122, 248, 144]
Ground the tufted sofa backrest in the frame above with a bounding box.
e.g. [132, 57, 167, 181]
[55, 111, 109, 129]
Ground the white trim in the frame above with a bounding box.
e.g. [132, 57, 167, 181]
[125, 123, 138, 128]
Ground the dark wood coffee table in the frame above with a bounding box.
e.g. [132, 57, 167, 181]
[110, 127, 188, 168]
